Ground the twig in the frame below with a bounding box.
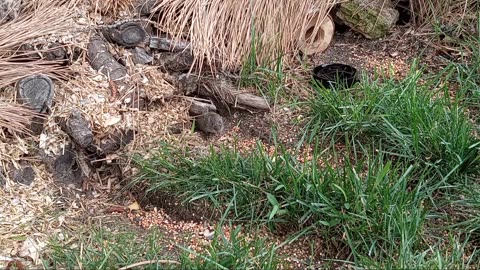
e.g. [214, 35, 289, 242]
[119, 260, 180, 270]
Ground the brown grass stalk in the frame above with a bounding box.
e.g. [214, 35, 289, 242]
[0, 101, 40, 135]
[153, 0, 339, 71]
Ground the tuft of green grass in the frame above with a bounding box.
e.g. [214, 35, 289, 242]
[133, 141, 448, 267]
[179, 224, 279, 270]
[44, 226, 178, 270]
[303, 60, 480, 178]
[44, 222, 279, 270]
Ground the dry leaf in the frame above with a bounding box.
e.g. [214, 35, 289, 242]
[127, 201, 140, 211]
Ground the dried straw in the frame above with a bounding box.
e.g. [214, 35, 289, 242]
[409, 0, 478, 33]
[153, 0, 339, 71]
[0, 0, 77, 135]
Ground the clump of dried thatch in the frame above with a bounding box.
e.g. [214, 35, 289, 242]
[90, 0, 134, 17]
[153, 0, 338, 71]
[0, 102, 40, 135]
[409, 0, 478, 35]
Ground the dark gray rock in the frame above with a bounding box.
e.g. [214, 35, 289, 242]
[17, 74, 54, 113]
[12, 166, 35, 186]
[58, 109, 93, 149]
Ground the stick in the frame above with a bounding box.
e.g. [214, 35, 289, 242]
[119, 260, 180, 270]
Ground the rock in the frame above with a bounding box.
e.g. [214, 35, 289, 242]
[58, 110, 93, 149]
[195, 112, 224, 134]
[0, 0, 22, 24]
[16, 74, 55, 113]
[87, 34, 127, 81]
[102, 22, 147, 48]
[336, 0, 399, 39]
[129, 47, 153, 65]
[12, 166, 35, 186]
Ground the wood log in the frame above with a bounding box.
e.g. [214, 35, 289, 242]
[57, 109, 94, 149]
[189, 100, 217, 116]
[87, 34, 127, 81]
[102, 22, 147, 48]
[336, 0, 399, 39]
[149, 36, 191, 52]
[176, 74, 270, 111]
[17, 74, 55, 114]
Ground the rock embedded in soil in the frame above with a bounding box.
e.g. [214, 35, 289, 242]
[17, 74, 55, 114]
[12, 166, 36, 186]
[58, 110, 93, 149]
[102, 22, 147, 48]
[0, 0, 22, 24]
[87, 34, 127, 81]
[336, 0, 399, 39]
[194, 112, 224, 134]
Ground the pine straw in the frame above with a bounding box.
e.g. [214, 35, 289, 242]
[0, 0, 78, 135]
[153, 0, 339, 71]
[90, 0, 135, 18]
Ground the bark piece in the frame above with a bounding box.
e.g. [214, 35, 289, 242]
[336, 0, 399, 39]
[189, 100, 217, 116]
[195, 112, 224, 134]
[98, 129, 134, 156]
[154, 51, 194, 72]
[129, 47, 153, 65]
[103, 22, 147, 48]
[17, 74, 55, 114]
[87, 34, 127, 81]
[149, 37, 191, 52]
[58, 110, 93, 149]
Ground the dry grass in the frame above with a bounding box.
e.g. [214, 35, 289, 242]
[0, 0, 77, 135]
[0, 102, 40, 135]
[153, 0, 339, 71]
[409, 0, 478, 34]
[91, 0, 135, 17]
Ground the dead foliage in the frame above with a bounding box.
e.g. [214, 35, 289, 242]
[153, 0, 339, 71]
[0, 102, 40, 136]
[408, 0, 478, 36]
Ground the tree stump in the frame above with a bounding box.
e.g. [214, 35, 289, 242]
[17, 74, 55, 114]
[102, 22, 147, 48]
[336, 0, 399, 39]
